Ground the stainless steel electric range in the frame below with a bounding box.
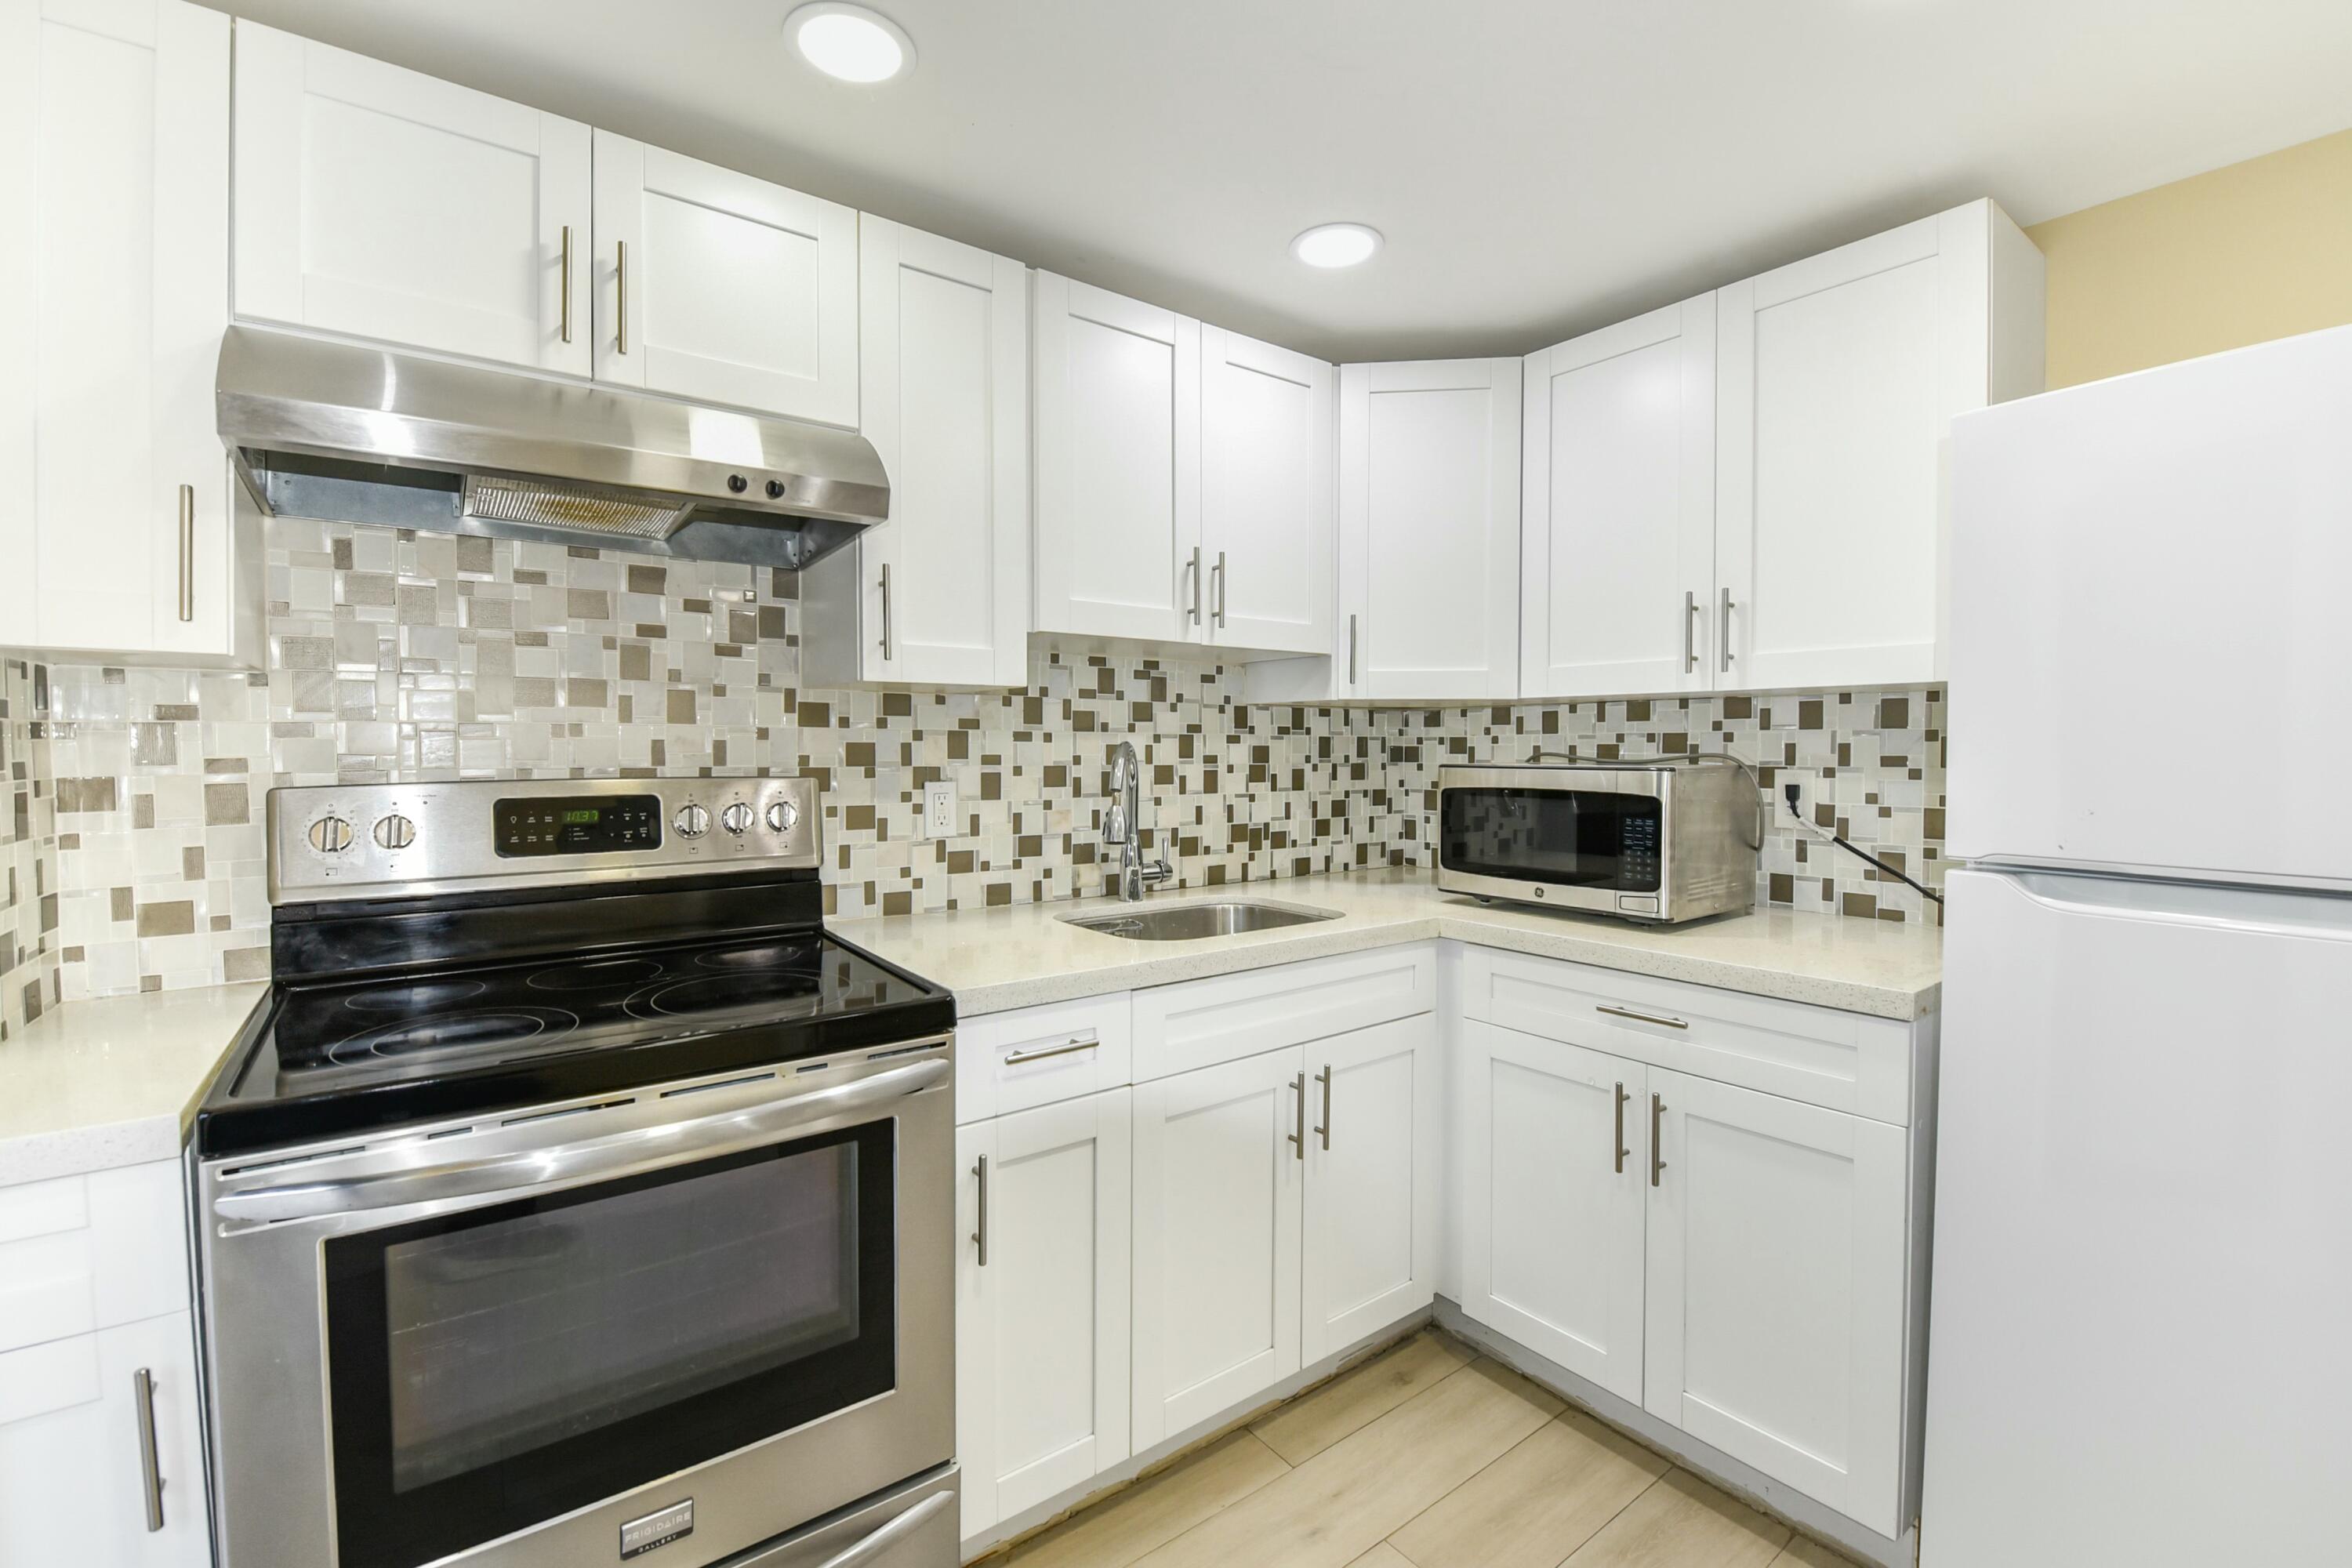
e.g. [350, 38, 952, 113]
[191, 778, 960, 1568]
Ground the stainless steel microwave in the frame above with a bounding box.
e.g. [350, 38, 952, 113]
[1435, 763, 1756, 923]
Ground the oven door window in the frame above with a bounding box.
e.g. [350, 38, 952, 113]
[321, 1122, 894, 1568]
[1440, 787, 1663, 892]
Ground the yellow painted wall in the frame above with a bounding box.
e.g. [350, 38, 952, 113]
[2027, 129, 2352, 388]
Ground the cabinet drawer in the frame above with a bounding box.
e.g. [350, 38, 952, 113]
[1460, 948, 1914, 1123]
[956, 994, 1134, 1124]
[1133, 945, 1438, 1082]
[0, 1163, 190, 1354]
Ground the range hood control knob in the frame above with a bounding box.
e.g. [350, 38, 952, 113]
[674, 804, 711, 839]
[720, 803, 754, 836]
[727, 474, 748, 494]
[766, 799, 800, 835]
[372, 814, 416, 851]
[765, 479, 785, 499]
[307, 815, 353, 854]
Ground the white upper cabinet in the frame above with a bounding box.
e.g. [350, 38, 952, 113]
[1, 0, 257, 666]
[1198, 326, 1335, 656]
[1031, 273, 1201, 644]
[1715, 198, 2043, 690]
[804, 220, 1028, 688]
[1338, 359, 1522, 702]
[591, 132, 859, 425]
[232, 21, 590, 376]
[1521, 296, 1716, 700]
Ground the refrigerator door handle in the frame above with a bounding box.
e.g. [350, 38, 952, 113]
[1993, 867, 2352, 941]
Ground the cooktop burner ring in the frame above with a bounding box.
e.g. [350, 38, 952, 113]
[693, 941, 826, 973]
[623, 971, 826, 1022]
[327, 1005, 583, 1065]
[339, 978, 492, 1014]
[525, 956, 670, 993]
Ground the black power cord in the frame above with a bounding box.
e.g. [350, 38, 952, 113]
[1783, 784, 1944, 907]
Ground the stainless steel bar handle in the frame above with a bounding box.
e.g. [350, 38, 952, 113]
[616, 240, 629, 354]
[559, 224, 572, 344]
[1613, 1082, 1629, 1174]
[176, 485, 194, 622]
[1598, 1004, 1688, 1030]
[815, 1489, 957, 1568]
[1187, 547, 1203, 626]
[878, 563, 893, 660]
[1348, 614, 1359, 686]
[1315, 1065, 1332, 1151]
[1650, 1093, 1667, 1188]
[1288, 1071, 1306, 1160]
[971, 1154, 989, 1267]
[216, 1057, 950, 1222]
[132, 1367, 165, 1531]
[1682, 591, 1699, 673]
[1212, 550, 1227, 627]
[1002, 1032, 1099, 1066]
[1719, 586, 1734, 673]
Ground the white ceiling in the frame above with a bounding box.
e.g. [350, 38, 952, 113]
[205, 0, 2352, 362]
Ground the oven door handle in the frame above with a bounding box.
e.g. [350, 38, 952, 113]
[814, 1487, 956, 1568]
[212, 1058, 950, 1225]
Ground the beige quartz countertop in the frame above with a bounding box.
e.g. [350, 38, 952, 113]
[833, 867, 1942, 1023]
[0, 982, 267, 1187]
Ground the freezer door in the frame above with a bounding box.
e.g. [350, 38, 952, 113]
[1944, 324, 2352, 887]
[1922, 868, 2352, 1566]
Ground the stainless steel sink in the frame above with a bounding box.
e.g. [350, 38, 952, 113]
[1061, 898, 1343, 942]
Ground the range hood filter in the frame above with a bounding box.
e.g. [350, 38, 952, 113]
[461, 474, 691, 540]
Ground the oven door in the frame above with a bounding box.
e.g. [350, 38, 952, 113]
[197, 1046, 955, 1568]
[1437, 769, 1667, 913]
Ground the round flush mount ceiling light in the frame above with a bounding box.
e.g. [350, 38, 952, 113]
[1290, 223, 1383, 269]
[786, 2, 915, 84]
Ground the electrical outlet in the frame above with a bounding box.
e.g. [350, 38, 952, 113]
[924, 782, 957, 839]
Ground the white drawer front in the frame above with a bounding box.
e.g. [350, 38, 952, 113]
[956, 994, 1134, 1124]
[1461, 948, 1913, 1123]
[0, 1163, 189, 1354]
[1133, 944, 1439, 1082]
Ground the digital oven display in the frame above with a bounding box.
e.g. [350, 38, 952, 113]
[494, 796, 662, 857]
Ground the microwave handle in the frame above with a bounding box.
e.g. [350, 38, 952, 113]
[212, 1057, 949, 1225]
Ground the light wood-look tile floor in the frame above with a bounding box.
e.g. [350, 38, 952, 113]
[995, 1331, 1862, 1568]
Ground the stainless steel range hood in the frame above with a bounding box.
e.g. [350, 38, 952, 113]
[216, 326, 890, 569]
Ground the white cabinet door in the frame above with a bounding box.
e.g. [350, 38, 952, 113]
[1644, 1068, 1907, 1537]
[2, 0, 254, 666]
[1032, 273, 1200, 644]
[0, 1312, 209, 1566]
[232, 20, 590, 376]
[1521, 296, 1716, 699]
[1338, 359, 1521, 702]
[804, 220, 1027, 688]
[956, 1091, 1132, 1541]
[1300, 1017, 1440, 1363]
[1199, 326, 1335, 655]
[1457, 1021, 1649, 1404]
[1130, 1047, 1303, 1448]
[592, 132, 858, 426]
[1715, 199, 2039, 691]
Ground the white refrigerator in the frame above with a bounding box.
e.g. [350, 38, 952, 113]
[1921, 324, 2352, 1564]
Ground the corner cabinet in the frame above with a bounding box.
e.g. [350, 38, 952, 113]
[591, 132, 859, 426]
[803, 222, 1029, 688]
[0, 0, 260, 666]
[1520, 296, 1717, 700]
[231, 20, 592, 377]
[1714, 198, 2044, 689]
[1335, 359, 1522, 702]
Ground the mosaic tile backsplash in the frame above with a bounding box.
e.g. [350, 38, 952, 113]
[9, 517, 1945, 1006]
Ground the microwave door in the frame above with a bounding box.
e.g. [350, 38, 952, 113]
[1441, 787, 1658, 891]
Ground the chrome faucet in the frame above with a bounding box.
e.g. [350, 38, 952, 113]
[1104, 741, 1173, 902]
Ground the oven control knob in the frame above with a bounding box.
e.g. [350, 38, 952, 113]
[673, 804, 711, 839]
[372, 814, 416, 851]
[720, 802, 754, 837]
[766, 799, 800, 835]
[307, 815, 353, 854]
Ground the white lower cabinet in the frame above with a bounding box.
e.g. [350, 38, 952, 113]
[1642, 1068, 1908, 1537]
[1129, 1047, 1305, 1448]
[1458, 1021, 1648, 1403]
[956, 1089, 1132, 1542]
[0, 1311, 209, 1566]
[1300, 1016, 1440, 1363]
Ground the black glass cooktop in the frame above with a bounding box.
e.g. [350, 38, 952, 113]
[198, 931, 954, 1156]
